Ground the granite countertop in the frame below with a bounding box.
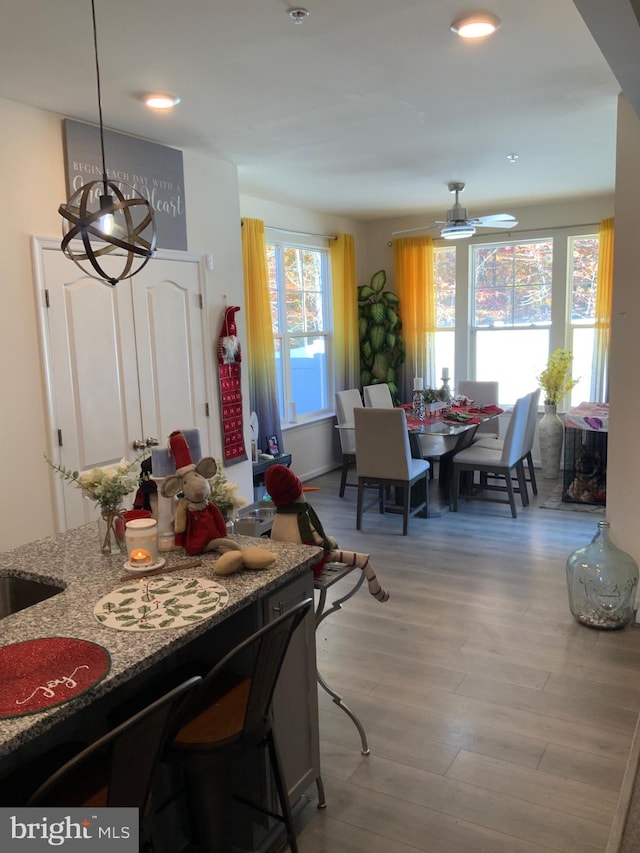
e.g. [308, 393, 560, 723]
[0, 525, 321, 763]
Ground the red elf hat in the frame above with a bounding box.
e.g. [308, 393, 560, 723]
[168, 430, 195, 476]
[265, 465, 303, 506]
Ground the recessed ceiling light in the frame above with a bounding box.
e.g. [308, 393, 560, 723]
[288, 7, 310, 24]
[450, 13, 501, 39]
[143, 93, 181, 110]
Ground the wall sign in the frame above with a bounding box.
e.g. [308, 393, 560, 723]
[62, 118, 187, 251]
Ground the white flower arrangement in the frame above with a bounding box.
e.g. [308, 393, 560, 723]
[208, 460, 247, 518]
[45, 455, 143, 511]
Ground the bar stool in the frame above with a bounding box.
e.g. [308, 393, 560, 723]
[28, 676, 203, 850]
[166, 598, 313, 852]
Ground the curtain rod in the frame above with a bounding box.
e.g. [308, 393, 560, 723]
[240, 221, 337, 240]
[265, 225, 337, 240]
[386, 222, 600, 246]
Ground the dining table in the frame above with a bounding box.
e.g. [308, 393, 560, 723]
[336, 403, 504, 516]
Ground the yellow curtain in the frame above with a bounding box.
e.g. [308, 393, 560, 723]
[330, 233, 359, 391]
[393, 235, 435, 401]
[241, 218, 282, 451]
[592, 217, 614, 401]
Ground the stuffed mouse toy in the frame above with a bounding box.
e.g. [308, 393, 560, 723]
[160, 431, 229, 555]
[264, 464, 389, 602]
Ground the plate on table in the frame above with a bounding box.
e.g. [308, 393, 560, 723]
[94, 575, 229, 631]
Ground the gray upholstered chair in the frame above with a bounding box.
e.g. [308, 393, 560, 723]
[474, 388, 541, 499]
[458, 380, 500, 439]
[450, 394, 530, 517]
[363, 383, 394, 408]
[335, 389, 363, 497]
[354, 407, 430, 535]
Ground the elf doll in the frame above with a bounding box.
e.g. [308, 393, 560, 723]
[264, 464, 389, 602]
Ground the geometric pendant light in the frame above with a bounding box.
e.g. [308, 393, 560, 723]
[58, 0, 156, 286]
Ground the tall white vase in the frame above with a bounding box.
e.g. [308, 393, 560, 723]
[538, 403, 564, 479]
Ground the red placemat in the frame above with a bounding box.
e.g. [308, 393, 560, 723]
[0, 637, 111, 719]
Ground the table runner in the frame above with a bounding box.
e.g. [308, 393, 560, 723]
[94, 575, 229, 631]
[404, 404, 503, 430]
[0, 637, 111, 719]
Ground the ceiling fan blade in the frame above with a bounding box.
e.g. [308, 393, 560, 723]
[473, 214, 519, 227]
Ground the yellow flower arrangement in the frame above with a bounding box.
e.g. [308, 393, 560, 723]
[537, 349, 579, 405]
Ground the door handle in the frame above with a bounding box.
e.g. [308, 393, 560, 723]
[132, 439, 147, 450]
[145, 437, 159, 447]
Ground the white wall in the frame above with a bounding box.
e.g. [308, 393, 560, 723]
[607, 94, 640, 564]
[0, 97, 251, 551]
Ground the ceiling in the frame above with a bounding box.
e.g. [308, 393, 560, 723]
[0, 0, 631, 221]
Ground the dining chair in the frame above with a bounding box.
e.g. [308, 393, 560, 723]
[335, 389, 363, 497]
[28, 676, 203, 850]
[354, 407, 430, 535]
[458, 380, 500, 439]
[363, 383, 394, 408]
[450, 394, 530, 517]
[166, 598, 313, 853]
[474, 388, 541, 499]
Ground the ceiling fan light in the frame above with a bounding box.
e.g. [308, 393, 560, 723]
[450, 13, 501, 39]
[441, 225, 476, 240]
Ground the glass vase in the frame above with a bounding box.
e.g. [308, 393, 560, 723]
[412, 390, 426, 420]
[566, 520, 639, 629]
[97, 507, 126, 556]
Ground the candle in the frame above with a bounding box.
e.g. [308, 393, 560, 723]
[442, 367, 450, 380]
[130, 548, 152, 566]
[413, 377, 424, 391]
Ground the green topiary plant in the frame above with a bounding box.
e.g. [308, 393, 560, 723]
[358, 270, 405, 405]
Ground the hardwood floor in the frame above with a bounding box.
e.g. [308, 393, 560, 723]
[295, 468, 639, 853]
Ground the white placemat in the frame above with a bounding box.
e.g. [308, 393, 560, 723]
[94, 575, 229, 631]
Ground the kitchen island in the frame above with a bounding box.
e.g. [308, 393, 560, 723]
[0, 523, 322, 845]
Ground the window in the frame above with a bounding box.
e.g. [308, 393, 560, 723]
[568, 236, 599, 406]
[471, 240, 553, 404]
[266, 241, 332, 422]
[434, 246, 456, 382]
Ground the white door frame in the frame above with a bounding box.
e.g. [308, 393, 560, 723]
[31, 236, 214, 532]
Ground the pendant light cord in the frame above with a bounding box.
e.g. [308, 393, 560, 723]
[91, 0, 108, 195]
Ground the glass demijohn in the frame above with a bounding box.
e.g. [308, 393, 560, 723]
[566, 520, 638, 629]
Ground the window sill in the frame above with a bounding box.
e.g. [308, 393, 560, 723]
[281, 412, 336, 432]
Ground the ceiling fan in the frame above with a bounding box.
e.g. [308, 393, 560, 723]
[392, 182, 518, 240]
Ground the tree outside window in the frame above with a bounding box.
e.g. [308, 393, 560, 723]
[472, 240, 553, 404]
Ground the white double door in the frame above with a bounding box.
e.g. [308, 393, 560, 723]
[34, 240, 214, 531]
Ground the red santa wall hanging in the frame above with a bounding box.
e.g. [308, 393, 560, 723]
[217, 305, 247, 465]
